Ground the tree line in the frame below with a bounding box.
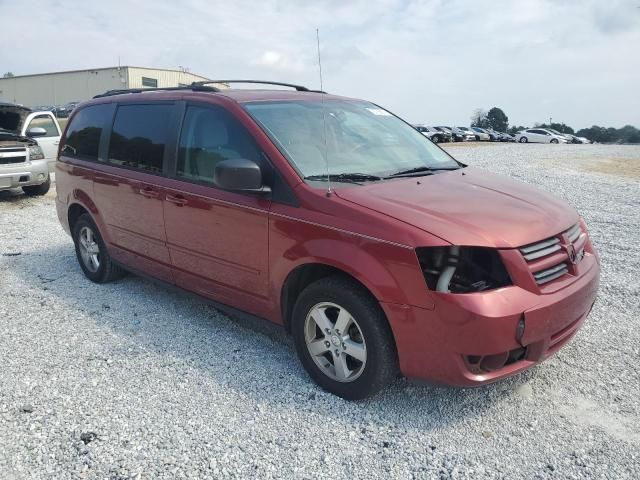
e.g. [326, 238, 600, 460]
[470, 107, 639, 143]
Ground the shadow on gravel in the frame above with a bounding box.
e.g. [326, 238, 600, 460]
[10, 242, 537, 429]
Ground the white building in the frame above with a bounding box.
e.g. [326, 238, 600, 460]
[0, 66, 211, 107]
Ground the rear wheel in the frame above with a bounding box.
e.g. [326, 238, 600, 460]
[519, 136, 528, 143]
[550, 138, 559, 144]
[72, 214, 125, 283]
[292, 276, 397, 400]
[432, 135, 439, 144]
[22, 176, 50, 196]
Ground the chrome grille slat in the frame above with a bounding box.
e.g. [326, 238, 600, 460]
[534, 262, 567, 279]
[522, 243, 561, 261]
[0, 156, 27, 165]
[519, 237, 560, 254]
[566, 224, 581, 243]
[534, 265, 569, 284]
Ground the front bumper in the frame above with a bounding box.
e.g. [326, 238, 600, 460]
[383, 252, 600, 386]
[0, 159, 49, 190]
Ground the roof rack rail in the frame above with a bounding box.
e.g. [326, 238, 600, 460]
[191, 80, 311, 92]
[92, 84, 220, 99]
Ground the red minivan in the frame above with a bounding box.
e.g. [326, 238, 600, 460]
[55, 81, 600, 399]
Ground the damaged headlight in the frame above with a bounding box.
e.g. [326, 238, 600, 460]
[416, 246, 512, 293]
[28, 145, 45, 161]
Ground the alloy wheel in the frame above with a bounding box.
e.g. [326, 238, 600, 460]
[304, 302, 367, 383]
[78, 226, 101, 272]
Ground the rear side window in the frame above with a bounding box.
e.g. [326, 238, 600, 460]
[108, 104, 172, 173]
[63, 104, 111, 159]
[176, 105, 261, 184]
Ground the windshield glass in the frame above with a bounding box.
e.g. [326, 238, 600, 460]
[244, 100, 458, 180]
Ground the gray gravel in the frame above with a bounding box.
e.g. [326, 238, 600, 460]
[1, 144, 639, 479]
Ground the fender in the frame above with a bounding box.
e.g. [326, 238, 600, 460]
[270, 231, 436, 316]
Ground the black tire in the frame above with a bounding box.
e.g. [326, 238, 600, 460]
[72, 213, 125, 283]
[550, 138, 559, 144]
[432, 135, 439, 144]
[519, 136, 528, 143]
[22, 176, 50, 196]
[292, 275, 398, 400]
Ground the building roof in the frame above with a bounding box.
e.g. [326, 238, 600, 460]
[0, 66, 209, 80]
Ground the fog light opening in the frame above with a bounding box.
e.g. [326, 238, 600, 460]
[516, 314, 526, 346]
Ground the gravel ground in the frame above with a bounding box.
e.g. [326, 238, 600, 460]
[1, 144, 639, 479]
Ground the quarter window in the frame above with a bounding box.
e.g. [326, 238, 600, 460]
[108, 104, 172, 173]
[176, 105, 261, 184]
[62, 104, 111, 159]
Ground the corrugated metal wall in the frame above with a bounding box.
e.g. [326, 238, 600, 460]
[0, 68, 126, 107]
[0, 67, 212, 107]
[126, 68, 209, 88]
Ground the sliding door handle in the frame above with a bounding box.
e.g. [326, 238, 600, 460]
[166, 194, 188, 206]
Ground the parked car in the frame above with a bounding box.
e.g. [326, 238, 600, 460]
[439, 126, 474, 142]
[470, 127, 492, 141]
[56, 82, 600, 400]
[54, 101, 80, 118]
[415, 125, 451, 143]
[491, 130, 515, 142]
[457, 126, 479, 140]
[0, 101, 61, 180]
[0, 103, 51, 195]
[515, 128, 569, 144]
[435, 126, 461, 142]
[546, 129, 584, 144]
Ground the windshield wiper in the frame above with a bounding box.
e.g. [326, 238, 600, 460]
[304, 173, 383, 183]
[386, 165, 460, 178]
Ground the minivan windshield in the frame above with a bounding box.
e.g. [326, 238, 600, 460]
[244, 100, 459, 182]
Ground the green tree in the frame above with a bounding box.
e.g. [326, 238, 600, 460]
[470, 109, 489, 128]
[508, 125, 527, 135]
[535, 122, 575, 134]
[3, 72, 15, 78]
[486, 107, 509, 132]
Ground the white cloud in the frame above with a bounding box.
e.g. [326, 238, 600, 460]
[0, 0, 638, 128]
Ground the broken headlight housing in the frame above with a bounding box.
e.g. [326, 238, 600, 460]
[28, 145, 45, 161]
[416, 246, 512, 293]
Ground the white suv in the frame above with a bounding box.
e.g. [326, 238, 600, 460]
[0, 103, 62, 195]
[516, 128, 568, 144]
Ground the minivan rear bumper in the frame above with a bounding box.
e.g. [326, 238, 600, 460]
[383, 255, 600, 386]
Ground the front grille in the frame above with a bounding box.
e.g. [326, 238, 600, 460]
[533, 262, 569, 284]
[519, 223, 586, 286]
[0, 155, 27, 165]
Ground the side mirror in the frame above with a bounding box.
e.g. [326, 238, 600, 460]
[214, 159, 270, 193]
[27, 127, 47, 137]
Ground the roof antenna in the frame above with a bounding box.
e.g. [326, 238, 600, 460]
[317, 28, 331, 197]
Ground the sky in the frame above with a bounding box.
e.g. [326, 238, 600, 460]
[1, 0, 638, 129]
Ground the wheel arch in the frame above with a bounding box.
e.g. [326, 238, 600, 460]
[281, 262, 386, 334]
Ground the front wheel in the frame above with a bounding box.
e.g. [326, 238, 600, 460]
[292, 276, 397, 400]
[550, 138, 559, 144]
[432, 136, 439, 144]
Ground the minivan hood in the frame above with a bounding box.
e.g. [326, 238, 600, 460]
[334, 167, 578, 248]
